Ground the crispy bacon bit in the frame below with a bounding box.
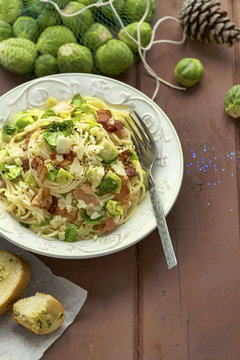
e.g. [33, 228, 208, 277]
[125, 167, 139, 177]
[24, 131, 35, 150]
[50, 151, 76, 166]
[97, 109, 127, 136]
[105, 218, 116, 231]
[115, 184, 130, 201]
[73, 183, 100, 206]
[55, 206, 78, 223]
[97, 109, 112, 122]
[48, 196, 58, 214]
[31, 187, 51, 209]
[31, 156, 47, 183]
[119, 149, 139, 177]
[22, 155, 30, 171]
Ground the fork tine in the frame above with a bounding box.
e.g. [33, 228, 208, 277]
[124, 117, 144, 153]
[133, 110, 155, 145]
[129, 114, 150, 149]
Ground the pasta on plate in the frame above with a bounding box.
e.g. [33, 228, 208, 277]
[0, 94, 147, 242]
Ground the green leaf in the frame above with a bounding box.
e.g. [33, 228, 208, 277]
[40, 109, 56, 119]
[46, 163, 58, 181]
[64, 223, 83, 242]
[101, 156, 119, 165]
[43, 119, 74, 147]
[2, 123, 17, 142]
[130, 150, 138, 161]
[81, 209, 105, 225]
[97, 170, 121, 196]
[19, 222, 30, 228]
[106, 200, 123, 216]
[71, 94, 85, 108]
[0, 163, 23, 180]
[32, 215, 54, 229]
[15, 115, 34, 132]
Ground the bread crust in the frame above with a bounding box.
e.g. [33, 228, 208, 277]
[0, 250, 31, 315]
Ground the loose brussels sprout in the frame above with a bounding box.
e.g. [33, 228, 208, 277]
[95, 39, 134, 76]
[174, 58, 204, 87]
[15, 115, 34, 132]
[0, 38, 37, 75]
[0, 0, 23, 24]
[83, 23, 113, 52]
[124, 0, 156, 23]
[224, 85, 240, 118]
[0, 20, 12, 42]
[106, 200, 123, 216]
[62, 1, 94, 38]
[37, 9, 61, 30]
[37, 25, 77, 57]
[101, 0, 125, 20]
[34, 54, 58, 78]
[57, 43, 93, 73]
[1, 123, 17, 142]
[118, 22, 152, 52]
[13, 16, 39, 42]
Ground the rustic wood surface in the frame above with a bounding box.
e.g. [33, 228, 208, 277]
[0, 0, 239, 359]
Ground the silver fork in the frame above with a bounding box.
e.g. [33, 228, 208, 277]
[125, 111, 177, 270]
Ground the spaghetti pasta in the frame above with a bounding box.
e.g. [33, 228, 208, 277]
[0, 94, 147, 242]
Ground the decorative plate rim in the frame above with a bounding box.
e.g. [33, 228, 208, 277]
[0, 73, 184, 259]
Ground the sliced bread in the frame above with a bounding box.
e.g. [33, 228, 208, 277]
[13, 292, 65, 335]
[0, 250, 31, 315]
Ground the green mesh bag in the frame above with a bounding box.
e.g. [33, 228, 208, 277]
[0, 0, 156, 78]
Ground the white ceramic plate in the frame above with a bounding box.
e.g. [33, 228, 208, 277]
[0, 74, 183, 258]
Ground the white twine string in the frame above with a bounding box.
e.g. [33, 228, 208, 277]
[40, 0, 187, 100]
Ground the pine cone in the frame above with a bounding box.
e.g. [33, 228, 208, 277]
[179, 0, 240, 46]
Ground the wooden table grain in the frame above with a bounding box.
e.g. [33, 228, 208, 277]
[0, 1, 240, 359]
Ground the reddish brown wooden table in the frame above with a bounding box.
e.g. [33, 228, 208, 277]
[1, 1, 240, 359]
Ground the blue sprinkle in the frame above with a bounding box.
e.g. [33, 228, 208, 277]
[212, 147, 215, 150]
[208, 202, 211, 205]
[185, 170, 189, 173]
[213, 183, 217, 185]
[220, 195, 223, 198]
[207, 183, 211, 186]
[202, 158, 205, 161]
[204, 149, 206, 152]
[222, 169, 225, 171]
[214, 164, 216, 167]
[204, 145, 206, 148]
[190, 162, 192, 165]
[230, 209, 233, 212]
[197, 164, 199, 167]
[201, 180, 204, 182]
[227, 154, 230, 158]
[187, 164, 190, 167]
[205, 165, 208, 168]
[203, 170, 206, 173]
[209, 164, 212, 167]
[214, 352, 217, 355]
[218, 180, 221, 183]
[214, 157, 217, 160]
[214, 169, 218, 172]
[196, 161, 199, 164]
[230, 156, 233, 159]
[230, 152, 234, 155]
[233, 217, 236, 220]
[231, 173, 234, 176]
[209, 160, 212, 163]
[190, 149, 193, 152]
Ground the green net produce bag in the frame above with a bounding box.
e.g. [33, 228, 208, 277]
[0, 0, 157, 78]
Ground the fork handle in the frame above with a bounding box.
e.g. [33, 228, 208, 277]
[149, 177, 177, 270]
